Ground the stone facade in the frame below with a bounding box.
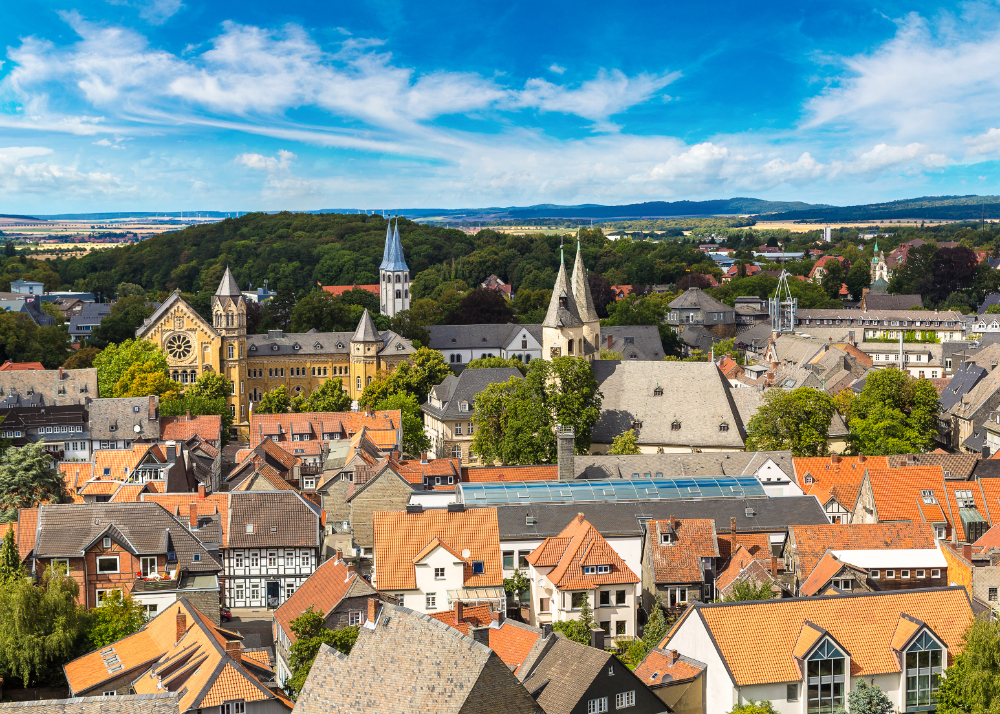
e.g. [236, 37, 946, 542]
[348, 472, 414, 553]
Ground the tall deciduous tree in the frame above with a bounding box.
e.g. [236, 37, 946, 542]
[87, 295, 156, 349]
[287, 606, 359, 697]
[608, 430, 641, 455]
[255, 385, 292, 414]
[291, 378, 352, 414]
[745, 388, 835, 456]
[444, 288, 515, 324]
[845, 261, 872, 301]
[358, 347, 451, 408]
[848, 369, 940, 454]
[937, 616, 1000, 714]
[93, 339, 171, 398]
[86, 589, 146, 649]
[187, 371, 230, 400]
[62, 346, 100, 370]
[0, 528, 22, 587]
[114, 360, 182, 400]
[0, 442, 70, 521]
[374, 392, 431, 457]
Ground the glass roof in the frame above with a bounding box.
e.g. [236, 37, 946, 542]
[458, 476, 765, 505]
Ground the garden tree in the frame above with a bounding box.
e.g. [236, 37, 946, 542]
[887, 242, 939, 297]
[116, 282, 146, 297]
[0, 528, 22, 587]
[87, 295, 156, 349]
[444, 287, 515, 324]
[539, 357, 603, 454]
[0, 312, 61, 367]
[62, 346, 100, 369]
[987, 304, 1000, 314]
[820, 259, 847, 299]
[375, 392, 430, 456]
[94, 339, 170, 398]
[287, 607, 359, 697]
[937, 616, 1000, 714]
[387, 310, 430, 347]
[186, 371, 230, 401]
[3, 240, 13, 258]
[833, 389, 855, 425]
[643, 596, 666, 649]
[291, 378, 352, 413]
[114, 360, 182, 400]
[676, 273, 720, 290]
[713, 338, 743, 364]
[0, 442, 70, 521]
[608, 430, 641, 455]
[845, 261, 872, 301]
[840, 678, 893, 714]
[0, 566, 89, 686]
[587, 273, 617, 318]
[659, 326, 684, 357]
[161, 395, 232, 447]
[465, 355, 529, 376]
[255, 385, 292, 414]
[728, 701, 778, 714]
[514, 288, 553, 324]
[245, 300, 263, 334]
[600, 349, 624, 360]
[86, 589, 146, 649]
[259, 286, 296, 332]
[745, 388, 836, 457]
[502, 569, 530, 606]
[552, 594, 594, 646]
[848, 368, 939, 454]
[289, 291, 353, 333]
[34, 325, 74, 369]
[338, 287, 380, 314]
[41, 301, 66, 326]
[711, 273, 841, 309]
[602, 292, 664, 327]
[358, 347, 450, 408]
[932, 246, 981, 305]
[721, 579, 777, 602]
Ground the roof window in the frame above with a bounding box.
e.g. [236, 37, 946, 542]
[921, 489, 937, 504]
[245, 524, 254, 534]
[671, 420, 681, 431]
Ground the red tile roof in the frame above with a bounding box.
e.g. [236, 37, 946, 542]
[17, 508, 38, 560]
[635, 648, 705, 687]
[799, 551, 847, 596]
[461, 465, 558, 482]
[487, 620, 543, 675]
[0, 361, 44, 371]
[647, 518, 719, 583]
[863, 465, 959, 527]
[789, 523, 938, 579]
[273, 557, 377, 644]
[526, 514, 639, 590]
[428, 603, 493, 636]
[322, 284, 380, 298]
[793, 455, 885, 494]
[160, 414, 222, 443]
[248, 411, 400, 450]
[717, 531, 773, 562]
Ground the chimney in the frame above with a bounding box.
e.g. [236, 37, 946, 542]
[542, 623, 553, 637]
[730, 517, 736, 534]
[771, 556, 778, 576]
[367, 597, 379, 624]
[225, 639, 241, 664]
[188, 503, 198, 529]
[858, 453, 866, 463]
[607, 334, 613, 349]
[670, 649, 679, 665]
[471, 626, 491, 646]
[669, 515, 676, 533]
[175, 610, 186, 643]
[963, 543, 972, 561]
[148, 395, 157, 419]
[984, 446, 992, 459]
[591, 627, 605, 650]
[197, 484, 205, 499]
[58, 366, 63, 380]
[831, 453, 841, 465]
[336, 548, 343, 563]
[455, 600, 464, 623]
[906, 454, 916, 466]
[492, 609, 504, 626]
[420, 452, 428, 465]
[346, 561, 355, 573]
[186, 410, 192, 421]
[556, 424, 575, 481]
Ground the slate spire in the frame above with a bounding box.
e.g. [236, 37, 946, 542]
[571, 237, 599, 324]
[215, 266, 241, 298]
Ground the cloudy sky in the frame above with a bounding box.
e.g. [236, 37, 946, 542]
[2, 0, 1000, 212]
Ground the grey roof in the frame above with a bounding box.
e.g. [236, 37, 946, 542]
[864, 294, 922, 311]
[379, 218, 410, 272]
[591, 361, 746, 448]
[0, 367, 97, 407]
[730, 387, 767, 426]
[294, 603, 543, 714]
[137, 290, 208, 338]
[979, 293, 1000, 314]
[572, 451, 794, 480]
[521, 637, 617, 714]
[600, 325, 662, 360]
[941, 344, 1000, 415]
[542, 258, 583, 329]
[227, 491, 320, 548]
[247, 327, 411, 357]
[424, 367, 523, 420]
[352, 309, 381, 342]
[494, 496, 830, 539]
[0, 693, 180, 713]
[68, 314, 106, 336]
[33, 502, 221, 571]
[669, 287, 731, 313]
[571, 243, 600, 324]
[79, 302, 112, 318]
[88, 396, 160, 440]
[215, 266, 242, 297]
[679, 325, 717, 352]
[427, 323, 522, 351]
[796, 308, 964, 323]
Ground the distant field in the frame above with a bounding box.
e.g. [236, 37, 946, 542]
[753, 219, 977, 233]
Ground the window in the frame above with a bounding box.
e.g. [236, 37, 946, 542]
[787, 683, 799, 701]
[349, 610, 363, 626]
[103, 692, 116, 697]
[434, 567, 446, 579]
[143, 603, 158, 619]
[139, 556, 157, 576]
[472, 560, 485, 574]
[932, 569, 941, 578]
[615, 691, 635, 709]
[906, 632, 943, 710]
[103, 537, 112, 548]
[357, 376, 361, 390]
[250, 552, 259, 567]
[920, 489, 937, 505]
[286, 583, 295, 600]
[886, 570, 895, 579]
[901, 570, 910, 579]
[935, 526, 946, 539]
[96, 556, 119, 573]
[539, 597, 550, 613]
[989, 587, 997, 601]
[234, 552, 243, 568]
[455, 423, 462, 435]
[572, 592, 588, 609]
[301, 552, 310, 567]
[616, 620, 626, 636]
[600, 590, 611, 606]
[608, 664, 615, 676]
[916, 570, 925, 578]
[871, 570, 880, 579]
[250, 583, 260, 601]
[426, 593, 436, 609]
[503, 551, 514, 569]
[268, 551, 277, 567]
[616, 590, 626, 605]
[51, 558, 70, 575]
[807, 640, 846, 714]
[220, 702, 246, 714]
[96, 588, 120, 605]
[245, 524, 254, 534]
[451, 445, 462, 459]
[588, 697, 608, 714]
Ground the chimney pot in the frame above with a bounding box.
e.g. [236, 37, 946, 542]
[367, 597, 379, 624]
[493, 609, 504, 626]
[607, 334, 613, 349]
[188, 503, 198, 529]
[771, 555, 778, 576]
[175, 610, 186, 644]
[336, 548, 343, 563]
[670, 649, 679, 664]
[197, 484, 205, 499]
[186, 410, 191, 421]
[963, 543, 972, 560]
[542, 623, 553, 637]
[225, 639, 241, 664]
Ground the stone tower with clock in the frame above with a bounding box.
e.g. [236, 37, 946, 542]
[212, 267, 247, 422]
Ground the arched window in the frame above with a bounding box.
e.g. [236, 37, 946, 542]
[807, 641, 845, 714]
[228, 345, 234, 359]
[180, 372, 188, 384]
[214, 313, 220, 327]
[568, 339, 575, 355]
[452, 446, 462, 459]
[171, 371, 179, 381]
[395, 274, 401, 283]
[906, 632, 943, 709]
[404, 290, 408, 298]
[395, 290, 401, 299]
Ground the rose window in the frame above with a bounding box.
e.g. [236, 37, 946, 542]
[165, 333, 193, 360]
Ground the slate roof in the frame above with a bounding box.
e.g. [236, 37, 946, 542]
[226, 492, 320, 549]
[668, 287, 731, 313]
[427, 323, 527, 351]
[379, 218, 409, 272]
[32, 502, 220, 571]
[884, 453, 979, 480]
[526, 514, 639, 590]
[520, 637, 623, 714]
[294, 603, 543, 714]
[599, 325, 663, 360]
[667, 588, 972, 686]
[423, 367, 523, 420]
[591, 361, 746, 448]
[543, 259, 584, 329]
[494, 497, 830, 540]
[0, 693, 180, 713]
[939, 360, 990, 412]
[245, 327, 413, 358]
[215, 267, 241, 297]
[372, 507, 502, 591]
[0, 367, 97, 407]
[89, 396, 160, 441]
[647, 518, 719, 583]
[863, 294, 923, 311]
[788, 522, 939, 579]
[574, 450, 794, 480]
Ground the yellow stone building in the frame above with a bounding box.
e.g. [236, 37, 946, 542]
[136, 268, 415, 431]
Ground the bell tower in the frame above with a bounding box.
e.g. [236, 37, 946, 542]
[379, 217, 410, 318]
[211, 266, 247, 424]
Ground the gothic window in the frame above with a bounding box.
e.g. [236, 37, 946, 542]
[395, 290, 401, 299]
[165, 334, 193, 360]
[568, 339, 575, 355]
[228, 345, 234, 359]
[807, 641, 845, 714]
[905, 632, 943, 710]
[395, 275, 400, 283]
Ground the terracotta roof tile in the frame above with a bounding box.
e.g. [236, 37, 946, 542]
[93, 445, 156, 482]
[672, 588, 972, 686]
[889, 615, 923, 652]
[242, 649, 271, 669]
[141, 493, 230, 541]
[799, 552, 846, 596]
[527, 514, 638, 590]
[791, 621, 826, 659]
[160, 414, 222, 443]
[715, 545, 764, 592]
[79, 480, 121, 496]
[789, 523, 938, 579]
[428, 603, 493, 636]
[634, 649, 705, 687]
[109, 483, 147, 503]
[232, 463, 297, 491]
[526, 538, 571, 568]
[249, 411, 400, 450]
[793, 456, 886, 493]
[973, 522, 1000, 548]
[461, 465, 559, 482]
[273, 557, 377, 643]
[648, 518, 719, 583]
[864, 465, 955, 526]
[59, 463, 94, 500]
[487, 620, 543, 675]
[16, 508, 37, 560]
[717, 531, 772, 561]
[198, 662, 271, 708]
[372, 508, 502, 591]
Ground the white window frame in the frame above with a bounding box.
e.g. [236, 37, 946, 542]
[249, 583, 260, 601]
[250, 552, 259, 567]
[426, 592, 436, 610]
[96, 556, 120, 574]
[932, 569, 941, 578]
[140, 556, 157, 576]
[268, 551, 277, 567]
[588, 697, 608, 714]
[51, 558, 70, 575]
[349, 610, 363, 626]
[615, 691, 635, 709]
[234, 552, 244, 568]
[434, 567, 446, 579]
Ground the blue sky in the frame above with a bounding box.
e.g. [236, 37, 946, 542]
[3, 0, 1000, 212]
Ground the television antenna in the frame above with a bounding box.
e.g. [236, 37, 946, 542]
[769, 270, 797, 334]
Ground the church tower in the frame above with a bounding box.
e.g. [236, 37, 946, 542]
[542, 237, 600, 362]
[350, 308, 382, 399]
[380, 217, 410, 318]
[870, 240, 889, 285]
[212, 266, 247, 423]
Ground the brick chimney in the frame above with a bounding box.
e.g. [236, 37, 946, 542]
[607, 334, 613, 350]
[556, 424, 575, 481]
[148, 395, 157, 420]
[858, 453, 866, 463]
[197, 484, 205, 499]
[188, 503, 198, 529]
[225, 639, 242, 664]
[492, 608, 504, 626]
[669, 515, 676, 533]
[831, 453, 841, 465]
[336, 548, 343, 563]
[771, 556, 778, 576]
[175, 610, 186, 643]
[346, 561, 355, 574]
[186, 410, 192, 421]
[730, 517, 736, 534]
[455, 600, 464, 622]
[669, 649, 679, 665]
[420, 452, 428, 465]
[963, 543, 972, 561]
[367, 597, 379, 624]
[58, 366, 64, 380]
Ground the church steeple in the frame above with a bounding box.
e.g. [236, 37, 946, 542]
[571, 237, 599, 324]
[379, 217, 410, 318]
[543, 250, 581, 329]
[215, 266, 241, 298]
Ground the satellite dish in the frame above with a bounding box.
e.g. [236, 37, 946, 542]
[538, 578, 547, 587]
[133, 424, 142, 433]
[462, 549, 471, 558]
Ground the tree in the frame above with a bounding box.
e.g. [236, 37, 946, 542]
[552, 594, 594, 646]
[62, 346, 100, 369]
[86, 589, 146, 649]
[937, 616, 1000, 714]
[255, 385, 292, 414]
[4, 240, 14, 258]
[444, 288, 515, 324]
[114, 360, 182, 400]
[600, 349, 624, 360]
[608, 430, 641, 455]
[41, 301, 66, 327]
[291, 378, 352, 413]
[388, 310, 430, 347]
[289, 292, 353, 333]
[358, 347, 451, 408]
[374, 391, 431, 457]
[245, 300, 263, 334]
[93, 339, 170, 398]
[845, 261, 872, 301]
[722, 579, 777, 602]
[339, 287, 380, 314]
[0, 528, 23, 588]
[259, 286, 296, 332]
[186, 371, 230, 401]
[0, 566, 89, 686]
[841, 678, 893, 714]
[820, 259, 846, 299]
[588, 274, 617, 318]
[465, 356, 529, 376]
[728, 701, 778, 714]
[116, 282, 146, 297]
[546, 357, 603, 454]
[503, 569, 530, 604]
[848, 369, 940, 454]
[642, 596, 666, 649]
[87, 296, 156, 349]
[0, 442, 70, 521]
[35, 325, 73, 369]
[987, 304, 1000, 315]
[745, 388, 836, 456]
[603, 293, 665, 327]
[286, 606, 359, 697]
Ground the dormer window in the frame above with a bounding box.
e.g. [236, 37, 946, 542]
[921, 489, 937, 505]
[459, 402, 469, 412]
[583, 565, 611, 575]
[661, 532, 673, 544]
[653, 386, 663, 396]
[719, 422, 729, 432]
[451, 338, 457, 344]
[807, 641, 846, 712]
[671, 420, 681, 431]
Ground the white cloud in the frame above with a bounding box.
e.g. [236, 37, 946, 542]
[965, 128, 1000, 156]
[235, 149, 296, 172]
[139, 0, 183, 24]
[515, 69, 679, 125]
[0, 146, 129, 196]
[548, 63, 566, 74]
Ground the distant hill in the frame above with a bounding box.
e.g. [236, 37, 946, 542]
[0, 214, 43, 221]
[501, 198, 827, 219]
[764, 195, 1000, 222]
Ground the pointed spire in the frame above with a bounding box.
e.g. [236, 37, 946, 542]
[380, 219, 393, 267]
[379, 216, 410, 272]
[352, 308, 380, 342]
[571, 240, 599, 324]
[542, 260, 582, 329]
[215, 266, 241, 297]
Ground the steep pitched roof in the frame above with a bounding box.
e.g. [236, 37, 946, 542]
[273, 557, 378, 644]
[428, 603, 493, 636]
[379, 218, 409, 272]
[634, 649, 706, 688]
[798, 551, 850, 596]
[863, 465, 958, 526]
[788, 523, 939, 579]
[227, 492, 320, 549]
[351, 309, 380, 342]
[0, 693, 180, 713]
[542, 258, 582, 329]
[160, 414, 222, 443]
[526, 513, 638, 590]
[140, 493, 230, 543]
[215, 266, 241, 297]
[520, 637, 618, 714]
[669, 588, 972, 686]
[488, 619, 544, 675]
[647, 518, 719, 583]
[462, 465, 558, 482]
[571, 242, 599, 324]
